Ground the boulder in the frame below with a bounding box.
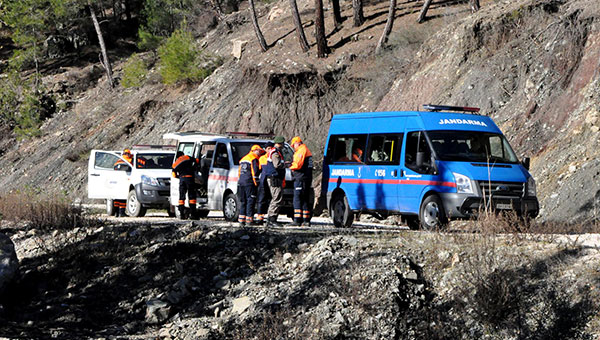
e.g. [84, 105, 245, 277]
[0, 233, 18, 296]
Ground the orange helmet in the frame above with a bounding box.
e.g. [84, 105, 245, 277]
[123, 148, 132, 156]
[251, 144, 264, 153]
[291, 136, 302, 145]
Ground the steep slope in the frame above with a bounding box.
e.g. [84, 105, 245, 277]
[0, 0, 598, 222]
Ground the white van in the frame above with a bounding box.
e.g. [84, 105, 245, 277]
[163, 132, 295, 221]
[87, 146, 176, 217]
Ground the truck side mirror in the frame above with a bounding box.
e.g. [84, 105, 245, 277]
[521, 157, 530, 171]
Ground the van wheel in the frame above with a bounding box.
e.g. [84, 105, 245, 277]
[419, 194, 447, 230]
[331, 194, 354, 228]
[223, 193, 239, 222]
[127, 190, 147, 217]
[106, 199, 116, 216]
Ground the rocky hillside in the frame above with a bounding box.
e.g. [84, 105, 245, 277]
[0, 0, 599, 222]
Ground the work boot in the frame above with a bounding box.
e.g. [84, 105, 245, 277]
[289, 218, 303, 227]
[178, 206, 187, 220]
[301, 221, 312, 227]
[189, 206, 198, 220]
[119, 208, 127, 217]
[266, 216, 282, 227]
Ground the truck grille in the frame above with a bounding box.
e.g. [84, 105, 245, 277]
[477, 181, 524, 198]
[158, 178, 170, 187]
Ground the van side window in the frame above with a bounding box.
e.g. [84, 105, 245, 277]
[178, 142, 195, 157]
[366, 134, 402, 165]
[213, 143, 229, 169]
[327, 135, 367, 163]
[405, 131, 434, 174]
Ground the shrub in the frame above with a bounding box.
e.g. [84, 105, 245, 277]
[121, 53, 148, 88]
[0, 74, 49, 139]
[137, 28, 163, 51]
[158, 29, 222, 85]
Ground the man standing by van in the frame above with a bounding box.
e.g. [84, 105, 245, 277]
[172, 151, 198, 220]
[256, 142, 274, 225]
[238, 145, 263, 227]
[289, 136, 313, 227]
[263, 136, 286, 227]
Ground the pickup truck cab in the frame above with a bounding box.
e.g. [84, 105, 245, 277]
[322, 105, 539, 229]
[163, 132, 295, 221]
[87, 146, 176, 217]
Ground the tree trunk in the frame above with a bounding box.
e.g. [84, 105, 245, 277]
[376, 0, 396, 54]
[289, 0, 310, 52]
[417, 0, 433, 23]
[469, 0, 480, 13]
[315, 0, 328, 57]
[88, 0, 114, 88]
[123, 0, 132, 21]
[249, 0, 268, 52]
[352, 0, 364, 27]
[331, 0, 343, 28]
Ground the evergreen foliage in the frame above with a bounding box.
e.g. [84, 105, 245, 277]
[121, 53, 148, 88]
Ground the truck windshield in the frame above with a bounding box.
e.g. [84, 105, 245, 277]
[427, 130, 519, 163]
[136, 153, 175, 169]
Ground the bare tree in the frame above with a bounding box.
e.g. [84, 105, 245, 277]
[315, 0, 328, 57]
[88, 0, 114, 88]
[289, 0, 310, 52]
[352, 0, 364, 27]
[330, 0, 343, 28]
[469, 0, 480, 13]
[376, 0, 396, 54]
[249, 0, 268, 52]
[417, 0, 433, 23]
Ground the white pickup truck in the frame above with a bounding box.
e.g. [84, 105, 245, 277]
[87, 146, 176, 217]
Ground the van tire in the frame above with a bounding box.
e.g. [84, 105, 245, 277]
[106, 199, 116, 216]
[223, 193, 239, 222]
[330, 194, 354, 228]
[167, 207, 176, 217]
[419, 194, 447, 230]
[127, 190, 147, 217]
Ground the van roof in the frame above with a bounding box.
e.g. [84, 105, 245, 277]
[163, 132, 272, 144]
[330, 111, 501, 134]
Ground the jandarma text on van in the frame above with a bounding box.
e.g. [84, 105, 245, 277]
[438, 118, 488, 127]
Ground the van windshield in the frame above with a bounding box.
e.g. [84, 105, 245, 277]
[427, 130, 519, 163]
[136, 153, 175, 169]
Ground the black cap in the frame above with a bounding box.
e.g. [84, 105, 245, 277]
[265, 142, 274, 148]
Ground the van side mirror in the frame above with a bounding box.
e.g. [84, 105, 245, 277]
[521, 157, 530, 171]
[114, 163, 131, 172]
[416, 151, 425, 168]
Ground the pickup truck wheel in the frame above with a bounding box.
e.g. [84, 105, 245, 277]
[106, 199, 116, 216]
[419, 194, 447, 230]
[127, 190, 147, 217]
[167, 207, 176, 218]
[330, 194, 354, 228]
[223, 193, 239, 222]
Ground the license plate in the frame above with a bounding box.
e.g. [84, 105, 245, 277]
[496, 203, 512, 210]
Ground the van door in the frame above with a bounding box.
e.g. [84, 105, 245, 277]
[170, 142, 195, 206]
[399, 131, 439, 213]
[363, 134, 403, 211]
[208, 142, 230, 209]
[88, 150, 130, 200]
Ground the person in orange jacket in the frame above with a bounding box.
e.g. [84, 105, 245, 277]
[255, 142, 274, 225]
[172, 151, 199, 219]
[289, 136, 313, 226]
[237, 145, 264, 227]
[112, 149, 133, 217]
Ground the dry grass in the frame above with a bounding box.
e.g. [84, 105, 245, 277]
[0, 190, 99, 230]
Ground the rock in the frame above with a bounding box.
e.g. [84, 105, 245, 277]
[231, 40, 248, 60]
[0, 233, 18, 296]
[404, 271, 418, 281]
[231, 296, 252, 314]
[282, 253, 293, 262]
[146, 299, 170, 324]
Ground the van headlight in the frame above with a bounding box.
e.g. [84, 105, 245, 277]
[142, 175, 159, 186]
[453, 172, 474, 194]
[527, 176, 536, 197]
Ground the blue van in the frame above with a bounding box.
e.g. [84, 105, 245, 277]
[322, 105, 539, 229]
